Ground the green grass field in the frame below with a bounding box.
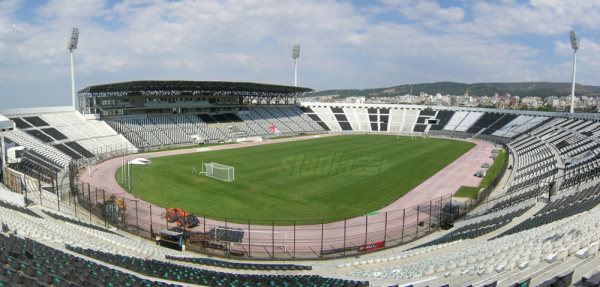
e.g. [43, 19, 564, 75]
[454, 186, 479, 198]
[117, 135, 474, 223]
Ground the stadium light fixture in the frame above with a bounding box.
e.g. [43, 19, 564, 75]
[67, 27, 79, 112]
[569, 30, 579, 114]
[292, 45, 300, 87]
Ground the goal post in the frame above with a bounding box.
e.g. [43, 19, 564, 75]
[203, 162, 235, 182]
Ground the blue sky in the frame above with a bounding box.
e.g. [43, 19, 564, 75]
[1, 0, 599, 108]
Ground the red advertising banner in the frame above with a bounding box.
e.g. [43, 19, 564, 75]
[358, 241, 385, 252]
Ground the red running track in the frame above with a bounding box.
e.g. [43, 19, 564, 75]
[79, 134, 494, 259]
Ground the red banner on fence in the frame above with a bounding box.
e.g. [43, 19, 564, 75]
[358, 241, 385, 252]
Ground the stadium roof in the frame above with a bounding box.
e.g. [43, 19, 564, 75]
[79, 80, 313, 94]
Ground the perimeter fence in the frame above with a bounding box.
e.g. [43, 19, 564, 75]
[73, 177, 455, 259]
[32, 133, 509, 260]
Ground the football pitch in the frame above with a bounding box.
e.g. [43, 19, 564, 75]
[118, 135, 474, 222]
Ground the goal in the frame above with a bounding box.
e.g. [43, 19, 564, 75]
[202, 162, 235, 182]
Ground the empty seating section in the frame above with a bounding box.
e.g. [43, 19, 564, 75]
[0, 202, 182, 258]
[454, 111, 483, 132]
[413, 110, 436, 132]
[443, 111, 468, 131]
[400, 109, 419, 133]
[251, 106, 299, 133]
[211, 114, 228, 123]
[149, 117, 193, 145]
[505, 133, 557, 192]
[387, 109, 404, 132]
[515, 118, 600, 189]
[244, 106, 325, 135]
[305, 113, 330, 131]
[66, 246, 367, 286]
[41, 210, 120, 235]
[238, 109, 272, 135]
[496, 185, 600, 238]
[284, 106, 325, 131]
[38, 112, 135, 155]
[40, 127, 68, 140]
[311, 106, 424, 133]
[343, 202, 600, 285]
[53, 143, 84, 160]
[2, 129, 71, 167]
[0, 234, 174, 287]
[165, 255, 311, 271]
[198, 114, 217, 124]
[64, 141, 96, 158]
[25, 129, 53, 143]
[306, 106, 562, 141]
[0, 112, 136, 181]
[492, 115, 548, 138]
[103, 106, 325, 148]
[11, 117, 32, 129]
[480, 114, 517, 135]
[413, 124, 426, 132]
[380, 109, 389, 131]
[417, 205, 533, 248]
[309, 106, 342, 131]
[483, 186, 543, 215]
[465, 113, 503, 134]
[331, 107, 353, 131]
[429, 110, 454, 131]
[419, 109, 436, 116]
[19, 150, 63, 182]
[344, 107, 370, 132]
[22, 116, 48, 127]
[107, 117, 173, 147]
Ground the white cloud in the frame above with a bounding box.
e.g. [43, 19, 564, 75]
[464, 1, 600, 36]
[379, 0, 465, 24]
[35, 0, 108, 20]
[0, 0, 599, 108]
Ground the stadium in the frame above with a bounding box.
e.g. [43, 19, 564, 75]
[1, 76, 600, 287]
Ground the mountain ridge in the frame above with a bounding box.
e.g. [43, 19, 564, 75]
[308, 82, 600, 98]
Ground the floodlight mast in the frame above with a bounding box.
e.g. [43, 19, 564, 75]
[1, 134, 6, 185]
[67, 27, 79, 112]
[292, 45, 300, 87]
[569, 30, 579, 114]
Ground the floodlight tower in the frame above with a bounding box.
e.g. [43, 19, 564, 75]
[1, 134, 5, 185]
[292, 45, 300, 87]
[569, 30, 579, 114]
[67, 27, 79, 112]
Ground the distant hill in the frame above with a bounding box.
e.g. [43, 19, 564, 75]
[308, 82, 600, 98]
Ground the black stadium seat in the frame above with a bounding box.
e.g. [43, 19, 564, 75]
[10, 118, 32, 129]
[22, 116, 49, 127]
[41, 127, 68, 141]
[582, 269, 600, 286]
[67, 245, 367, 287]
[538, 270, 574, 287]
[25, 129, 53, 143]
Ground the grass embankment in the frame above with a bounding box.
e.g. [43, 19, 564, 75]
[454, 150, 507, 199]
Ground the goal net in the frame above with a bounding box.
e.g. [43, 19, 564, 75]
[203, 162, 235, 182]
